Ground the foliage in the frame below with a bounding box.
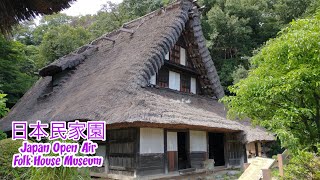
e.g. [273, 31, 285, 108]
[284, 148, 320, 179]
[39, 25, 92, 63]
[222, 12, 320, 152]
[274, 0, 317, 24]
[0, 94, 9, 118]
[0, 130, 7, 141]
[232, 65, 248, 85]
[266, 140, 283, 158]
[0, 36, 36, 108]
[214, 58, 248, 93]
[0, 139, 28, 180]
[28, 166, 90, 180]
[200, 0, 318, 93]
[27, 139, 90, 180]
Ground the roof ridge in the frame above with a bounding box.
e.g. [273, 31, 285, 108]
[122, 1, 182, 28]
[38, 0, 193, 77]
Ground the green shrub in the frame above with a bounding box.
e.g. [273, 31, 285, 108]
[284, 149, 320, 179]
[0, 138, 29, 179]
[0, 138, 91, 180]
[28, 166, 91, 180]
[0, 130, 7, 140]
[27, 139, 91, 180]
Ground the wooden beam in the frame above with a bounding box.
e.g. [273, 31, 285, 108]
[164, 61, 199, 76]
[103, 37, 116, 43]
[119, 27, 134, 34]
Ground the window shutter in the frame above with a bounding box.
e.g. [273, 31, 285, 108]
[165, 52, 169, 60]
[180, 47, 186, 66]
[169, 71, 180, 91]
[191, 77, 196, 94]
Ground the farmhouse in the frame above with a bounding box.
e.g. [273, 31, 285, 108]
[0, 0, 274, 178]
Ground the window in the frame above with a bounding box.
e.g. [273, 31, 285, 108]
[155, 67, 197, 94]
[180, 74, 190, 93]
[150, 74, 156, 85]
[157, 68, 169, 88]
[169, 71, 180, 91]
[165, 52, 169, 60]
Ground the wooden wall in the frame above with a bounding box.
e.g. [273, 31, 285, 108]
[105, 128, 246, 177]
[224, 133, 246, 167]
[107, 128, 138, 176]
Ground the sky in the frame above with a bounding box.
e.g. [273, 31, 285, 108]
[62, 0, 123, 16]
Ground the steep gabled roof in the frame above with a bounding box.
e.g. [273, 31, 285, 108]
[0, 0, 273, 143]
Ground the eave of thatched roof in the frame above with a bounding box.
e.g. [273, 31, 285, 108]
[0, 0, 75, 34]
[0, 0, 273, 143]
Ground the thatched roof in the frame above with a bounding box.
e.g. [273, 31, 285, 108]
[0, 0, 75, 34]
[0, 0, 273, 143]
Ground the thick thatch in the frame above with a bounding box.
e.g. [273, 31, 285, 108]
[0, 0, 273, 143]
[0, 0, 75, 34]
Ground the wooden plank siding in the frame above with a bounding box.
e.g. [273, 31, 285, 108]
[136, 153, 165, 176]
[224, 133, 245, 167]
[190, 151, 207, 169]
[107, 128, 138, 176]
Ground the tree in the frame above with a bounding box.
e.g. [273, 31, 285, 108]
[231, 65, 248, 84]
[0, 36, 36, 108]
[202, 0, 279, 94]
[39, 25, 92, 63]
[0, 94, 9, 118]
[200, 0, 317, 94]
[222, 12, 320, 152]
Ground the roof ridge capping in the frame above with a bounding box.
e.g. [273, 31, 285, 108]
[38, 0, 193, 77]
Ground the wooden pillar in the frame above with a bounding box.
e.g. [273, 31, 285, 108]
[277, 154, 284, 177]
[105, 129, 109, 174]
[164, 129, 168, 174]
[262, 169, 272, 180]
[224, 133, 229, 167]
[134, 128, 140, 177]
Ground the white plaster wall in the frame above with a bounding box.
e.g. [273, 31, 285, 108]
[190, 130, 207, 152]
[167, 132, 177, 151]
[140, 128, 164, 153]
